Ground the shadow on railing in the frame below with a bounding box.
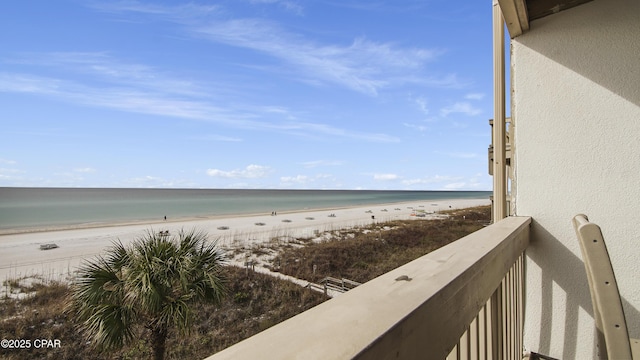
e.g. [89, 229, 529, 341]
[206, 216, 531, 360]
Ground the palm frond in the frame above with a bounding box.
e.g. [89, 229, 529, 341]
[72, 227, 227, 355]
[82, 304, 137, 349]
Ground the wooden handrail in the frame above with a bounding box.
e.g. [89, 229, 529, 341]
[206, 216, 531, 360]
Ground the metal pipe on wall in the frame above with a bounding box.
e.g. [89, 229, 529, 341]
[493, 0, 507, 220]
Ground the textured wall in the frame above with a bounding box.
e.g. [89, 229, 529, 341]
[511, 0, 640, 358]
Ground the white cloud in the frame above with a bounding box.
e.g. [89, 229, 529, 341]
[442, 182, 467, 190]
[435, 151, 478, 159]
[250, 0, 303, 15]
[74, 167, 97, 173]
[9, 52, 210, 99]
[403, 122, 429, 132]
[451, 121, 469, 129]
[442, 180, 487, 190]
[0, 158, 17, 165]
[88, 2, 220, 20]
[414, 73, 469, 89]
[280, 175, 309, 184]
[195, 18, 440, 95]
[195, 134, 243, 142]
[122, 175, 188, 188]
[206, 164, 272, 178]
[440, 102, 482, 117]
[402, 175, 461, 186]
[0, 71, 241, 126]
[274, 120, 400, 143]
[261, 106, 296, 120]
[374, 173, 399, 181]
[465, 93, 484, 100]
[415, 97, 429, 115]
[279, 173, 339, 187]
[0, 168, 25, 184]
[301, 160, 344, 168]
[0, 168, 22, 174]
[0, 70, 399, 143]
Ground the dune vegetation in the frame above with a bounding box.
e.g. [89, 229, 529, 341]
[0, 206, 490, 359]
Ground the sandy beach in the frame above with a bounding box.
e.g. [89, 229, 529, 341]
[0, 198, 489, 285]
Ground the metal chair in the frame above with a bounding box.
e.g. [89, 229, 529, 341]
[572, 214, 639, 359]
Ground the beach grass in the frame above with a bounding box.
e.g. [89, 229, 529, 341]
[271, 206, 491, 283]
[0, 266, 328, 360]
[0, 205, 490, 359]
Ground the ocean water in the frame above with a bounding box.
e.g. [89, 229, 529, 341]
[0, 187, 490, 231]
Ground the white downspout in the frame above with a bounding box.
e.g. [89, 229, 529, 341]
[493, 0, 507, 220]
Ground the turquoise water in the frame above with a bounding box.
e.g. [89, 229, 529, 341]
[0, 188, 490, 230]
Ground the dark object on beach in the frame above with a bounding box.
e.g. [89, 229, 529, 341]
[217, 226, 229, 230]
[40, 243, 59, 250]
[255, 222, 266, 226]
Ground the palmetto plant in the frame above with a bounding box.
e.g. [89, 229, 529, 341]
[71, 229, 226, 360]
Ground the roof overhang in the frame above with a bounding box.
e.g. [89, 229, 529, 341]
[498, 0, 594, 38]
[497, 0, 530, 38]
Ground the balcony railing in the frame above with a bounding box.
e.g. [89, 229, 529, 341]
[206, 216, 531, 360]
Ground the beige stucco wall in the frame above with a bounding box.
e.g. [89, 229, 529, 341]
[512, 0, 640, 358]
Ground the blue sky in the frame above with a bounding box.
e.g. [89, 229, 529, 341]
[1, 1, 496, 190]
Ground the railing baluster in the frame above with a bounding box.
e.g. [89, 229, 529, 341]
[479, 304, 487, 360]
[517, 255, 524, 360]
[449, 251, 525, 360]
[505, 276, 510, 358]
[512, 266, 517, 358]
[470, 317, 479, 360]
[446, 344, 459, 360]
[492, 285, 503, 360]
